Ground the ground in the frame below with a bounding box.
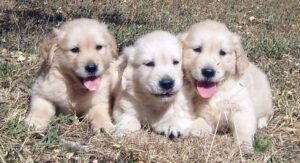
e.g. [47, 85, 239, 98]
[0, 0, 299, 162]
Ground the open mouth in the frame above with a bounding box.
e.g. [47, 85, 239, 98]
[79, 76, 101, 91]
[153, 91, 176, 98]
[195, 80, 218, 98]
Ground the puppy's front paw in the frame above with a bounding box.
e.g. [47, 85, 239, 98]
[189, 118, 213, 137]
[239, 142, 254, 156]
[153, 118, 192, 139]
[113, 120, 141, 137]
[91, 120, 114, 133]
[25, 114, 50, 131]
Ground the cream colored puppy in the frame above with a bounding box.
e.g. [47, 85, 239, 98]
[113, 31, 194, 138]
[180, 20, 273, 148]
[26, 18, 118, 131]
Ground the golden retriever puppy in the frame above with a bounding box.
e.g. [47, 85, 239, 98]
[180, 20, 273, 148]
[113, 31, 194, 138]
[25, 18, 118, 131]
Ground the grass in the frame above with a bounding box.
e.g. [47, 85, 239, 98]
[254, 132, 272, 153]
[1, 0, 300, 162]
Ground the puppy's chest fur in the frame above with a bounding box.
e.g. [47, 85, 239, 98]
[138, 102, 170, 124]
[32, 68, 110, 115]
[194, 77, 251, 129]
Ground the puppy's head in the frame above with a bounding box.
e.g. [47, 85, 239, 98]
[180, 20, 249, 98]
[123, 31, 183, 103]
[48, 18, 117, 91]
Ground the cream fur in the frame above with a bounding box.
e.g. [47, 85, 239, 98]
[113, 31, 194, 138]
[25, 18, 118, 132]
[180, 20, 273, 148]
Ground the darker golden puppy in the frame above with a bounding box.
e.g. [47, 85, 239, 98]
[26, 18, 118, 131]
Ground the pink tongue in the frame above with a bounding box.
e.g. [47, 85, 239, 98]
[196, 81, 217, 98]
[83, 77, 100, 91]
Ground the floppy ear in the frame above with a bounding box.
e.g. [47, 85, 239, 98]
[118, 46, 135, 89]
[233, 34, 249, 75]
[109, 33, 118, 58]
[39, 37, 57, 65]
[177, 32, 188, 48]
[177, 32, 189, 71]
[53, 28, 66, 41]
[120, 46, 136, 68]
[117, 50, 129, 75]
[107, 31, 118, 59]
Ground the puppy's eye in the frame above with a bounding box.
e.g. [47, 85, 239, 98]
[193, 47, 202, 53]
[144, 61, 155, 67]
[173, 60, 179, 65]
[96, 45, 103, 50]
[220, 50, 226, 56]
[71, 47, 80, 53]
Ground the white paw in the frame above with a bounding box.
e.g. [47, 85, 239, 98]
[25, 114, 50, 131]
[189, 118, 213, 137]
[91, 120, 115, 133]
[152, 118, 192, 138]
[239, 141, 254, 156]
[113, 120, 141, 137]
[112, 114, 141, 136]
[189, 127, 213, 137]
[257, 117, 269, 129]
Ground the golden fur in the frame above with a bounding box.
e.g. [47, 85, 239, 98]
[25, 18, 118, 131]
[113, 31, 194, 138]
[180, 20, 273, 149]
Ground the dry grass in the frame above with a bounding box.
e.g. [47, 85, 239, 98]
[0, 0, 299, 162]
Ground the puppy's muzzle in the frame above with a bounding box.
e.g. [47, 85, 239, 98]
[201, 67, 215, 79]
[159, 78, 175, 91]
[85, 63, 98, 75]
[152, 77, 177, 99]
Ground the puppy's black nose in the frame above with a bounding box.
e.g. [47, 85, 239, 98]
[85, 63, 98, 74]
[201, 67, 215, 78]
[159, 78, 174, 90]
